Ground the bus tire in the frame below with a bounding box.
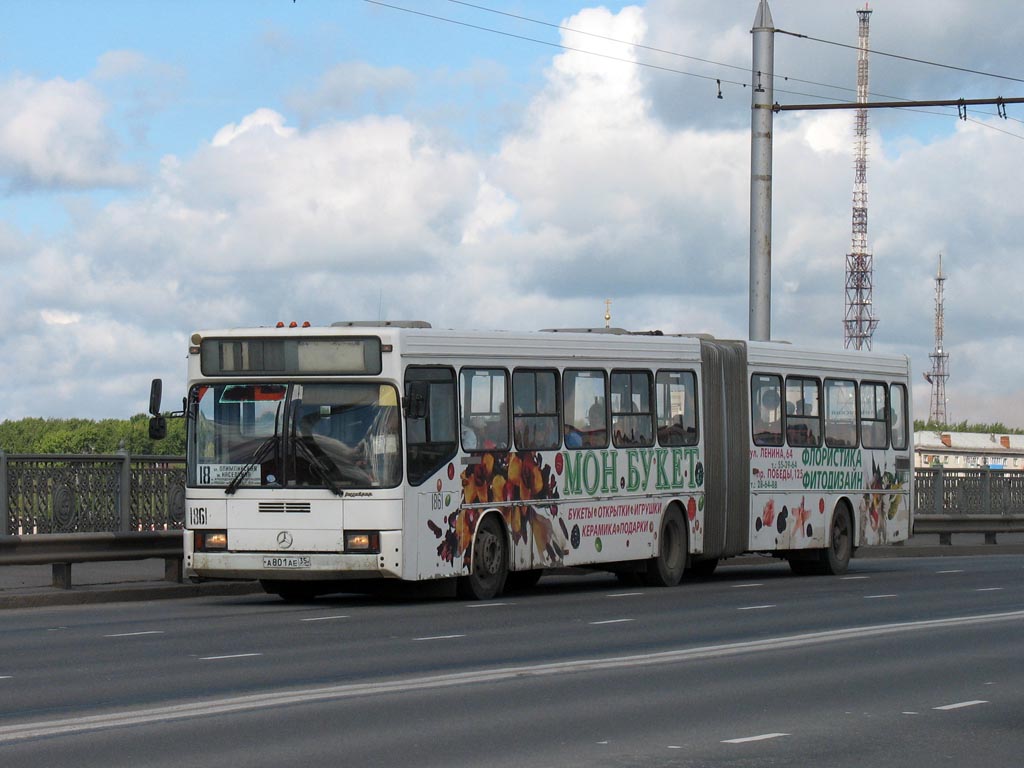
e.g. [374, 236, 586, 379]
[643, 506, 687, 587]
[821, 504, 853, 575]
[457, 515, 509, 600]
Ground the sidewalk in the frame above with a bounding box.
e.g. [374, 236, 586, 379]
[0, 559, 262, 610]
[2, 534, 1022, 610]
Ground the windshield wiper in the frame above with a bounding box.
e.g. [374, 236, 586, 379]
[291, 437, 344, 496]
[224, 436, 277, 495]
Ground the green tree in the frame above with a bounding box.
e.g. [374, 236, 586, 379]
[0, 415, 186, 455]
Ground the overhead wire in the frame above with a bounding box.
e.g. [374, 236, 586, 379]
[445, 0, 1024, 104]
[775, 28, 1024, 85]
[365, 0, 1023, 136]
[365, 0, 870, 103]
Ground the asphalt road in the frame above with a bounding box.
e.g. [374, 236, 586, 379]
[2, 555, 1023, 767]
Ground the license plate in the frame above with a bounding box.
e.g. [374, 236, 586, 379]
[263, 555, 311, 569]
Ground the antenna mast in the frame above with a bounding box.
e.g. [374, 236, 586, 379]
[844, 4, 879, 349]
[924, 254, 950, 423]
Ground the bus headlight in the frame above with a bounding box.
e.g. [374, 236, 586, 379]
[195, 531, 228, 551]
[344, 532, 380, 553]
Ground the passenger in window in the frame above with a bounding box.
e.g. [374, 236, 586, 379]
[564, 423, 583, 449]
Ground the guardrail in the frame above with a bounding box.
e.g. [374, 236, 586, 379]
[0, 530, 184, 588]
[914, 467, 1024, 544]
[0, 451, 185, 588]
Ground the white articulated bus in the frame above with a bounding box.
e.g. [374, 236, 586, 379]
[149, 322, 912, 600]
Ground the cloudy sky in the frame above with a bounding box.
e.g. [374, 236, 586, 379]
[2, 0, 1022, 427]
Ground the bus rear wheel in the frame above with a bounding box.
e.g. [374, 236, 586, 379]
[643, 506, 687, 587]
[821, 505, 853, 575]
[457, 515, 509, 600]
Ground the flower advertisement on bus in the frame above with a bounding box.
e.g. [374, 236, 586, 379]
[749, 444, 908, 550]
[427, 445, 705, 573]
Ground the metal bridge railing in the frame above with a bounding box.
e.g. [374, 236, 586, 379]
[913, 467, 1024, 544]
[0, 452, 186, 588]
[0, 452, 185, 536]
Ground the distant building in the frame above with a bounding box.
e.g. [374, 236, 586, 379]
[915, 431, 1024, 470]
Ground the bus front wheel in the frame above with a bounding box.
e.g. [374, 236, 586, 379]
[457, 515, 509, 600]
[643, 506, 687, 587]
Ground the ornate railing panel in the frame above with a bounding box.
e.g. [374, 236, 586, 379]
[915, 468, 1024, 518]
[1, 453, 186, 536]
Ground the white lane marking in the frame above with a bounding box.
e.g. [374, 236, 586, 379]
[864, 594, 898, 599]
[0, 676, 11, 680]
[938, 569, 964, 574]
[607, 592, 642, 598]
[934, 700, 988, 711]
[841, 576, 869, 580]
[199, 653, 263, 661]
[723, 733, 789, 744]
[731, 583, 764, 589]
[5, 610, 1024, 744]
[668, 745, 682, 749]
[590, 619, 634, 625]
[902, 711, 919, 715]
[466, 602, 509, 608]
[301, 615, 349, 622]
[414, 634, 466, 641]
[104, 631, 165, 638]
[737, 605, 776, 611]
[976, 588, 1003, 592]
[47, 627, 68, 632]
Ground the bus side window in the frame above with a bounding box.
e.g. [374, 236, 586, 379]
[460, 368, 509, 452]
[611, 370, 654, 448]
[564, 369, 607, 449]
[785, 376, 821, 447]
[656, 370, 698, 447]
[860, 381, 888, 449]
[751, 374, 783, 446]
[404, 366, 457, 486]
[512, 369, 561, 451]
[824, 378, 858, 448]
[890, 383, 909, 450]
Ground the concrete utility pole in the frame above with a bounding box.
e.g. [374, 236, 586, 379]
[749, 0, 774, 341]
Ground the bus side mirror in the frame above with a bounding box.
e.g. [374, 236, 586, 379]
[148, 378, 167, 440]
[149, 416, 168, 441]
[405, 382, 428, 419]
[149, 378, 163, 416]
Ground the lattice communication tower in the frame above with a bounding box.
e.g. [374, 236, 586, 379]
[924, 254, 949, 423]
[844, 4, 879, 349]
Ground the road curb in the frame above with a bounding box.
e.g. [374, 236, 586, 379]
[0, 580, 264, 610]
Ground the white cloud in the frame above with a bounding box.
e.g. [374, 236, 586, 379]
[211, 108, 296, 147]
[2, 2, 1024, 429]
[0, 75, 139, 190]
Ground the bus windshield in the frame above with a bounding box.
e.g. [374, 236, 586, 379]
[189, 382, 402, 491]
